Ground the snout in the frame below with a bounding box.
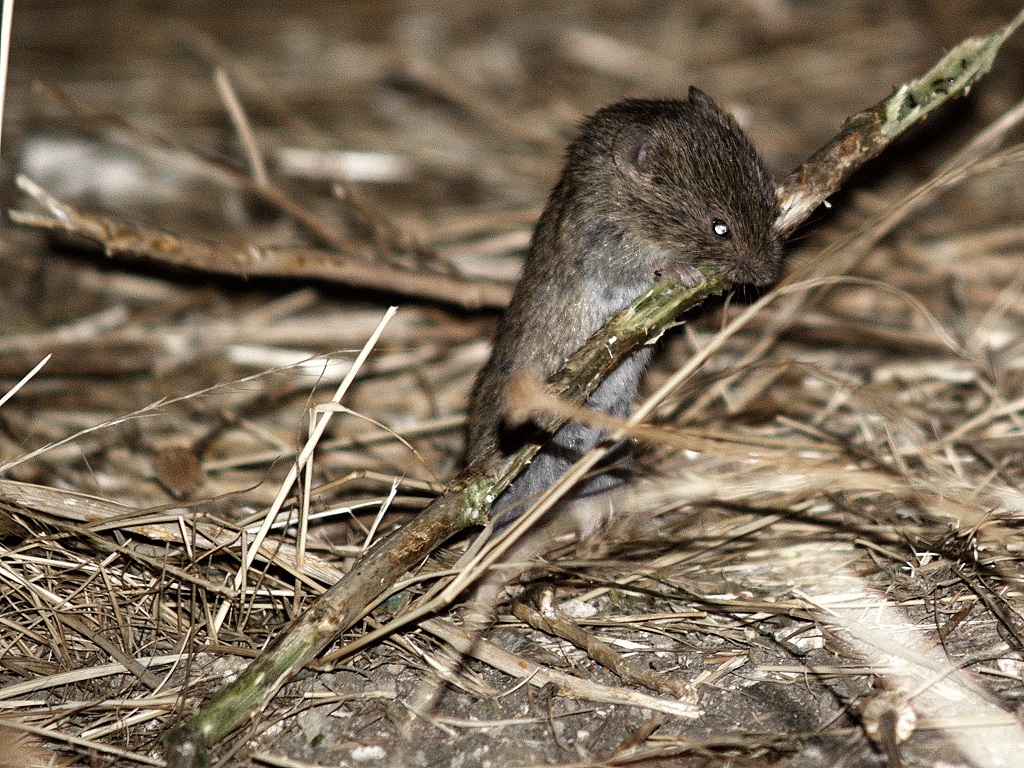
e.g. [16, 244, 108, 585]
[727, 242, 783, 287]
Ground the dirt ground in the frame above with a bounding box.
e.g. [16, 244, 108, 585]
[3, 2, 1024, 767]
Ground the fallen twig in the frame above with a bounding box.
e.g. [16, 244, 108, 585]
[511, 598, 695, 699]
[9, 177, 512, 310]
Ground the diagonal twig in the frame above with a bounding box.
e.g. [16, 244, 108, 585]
[161, 14, 1024, 768]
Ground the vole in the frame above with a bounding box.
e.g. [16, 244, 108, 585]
[466, 87, 783, 530]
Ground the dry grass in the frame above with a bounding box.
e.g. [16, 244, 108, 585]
[3, 2, 1024, 766]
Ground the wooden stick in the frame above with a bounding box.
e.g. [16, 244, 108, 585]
[161, 14, 1024, 767]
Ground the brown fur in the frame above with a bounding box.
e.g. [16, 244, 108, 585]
[466, 88, 782, 527]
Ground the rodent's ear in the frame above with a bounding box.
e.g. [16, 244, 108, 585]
[613, 123, 660, 176]
[687, 86, 719, 112]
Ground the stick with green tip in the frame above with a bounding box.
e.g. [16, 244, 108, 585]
[774, 6, 1024, 234]
[163, 12, 1024, 767]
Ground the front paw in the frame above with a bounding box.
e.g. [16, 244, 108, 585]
[657, 262, 704, 288]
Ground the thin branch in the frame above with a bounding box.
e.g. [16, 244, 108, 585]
[10, 177, 512, 310]
[214, 67, 269, 186]
[775, 6, 1024, 234]
[0, 0, 14, 157]
[511, 599, 695, 699]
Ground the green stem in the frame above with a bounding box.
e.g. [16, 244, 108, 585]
[164, 11, 1024, 764]
[163, 275, 725, 767]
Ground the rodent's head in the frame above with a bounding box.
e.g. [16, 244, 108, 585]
[565, 88, 782, 288]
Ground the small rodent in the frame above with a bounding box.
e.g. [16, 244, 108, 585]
[466, 87, 783, 529]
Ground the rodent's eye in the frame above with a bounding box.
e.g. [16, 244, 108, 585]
[711, 219, 731, 239]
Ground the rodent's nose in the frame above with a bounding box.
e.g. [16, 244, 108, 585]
[730, 246, 783, 287]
